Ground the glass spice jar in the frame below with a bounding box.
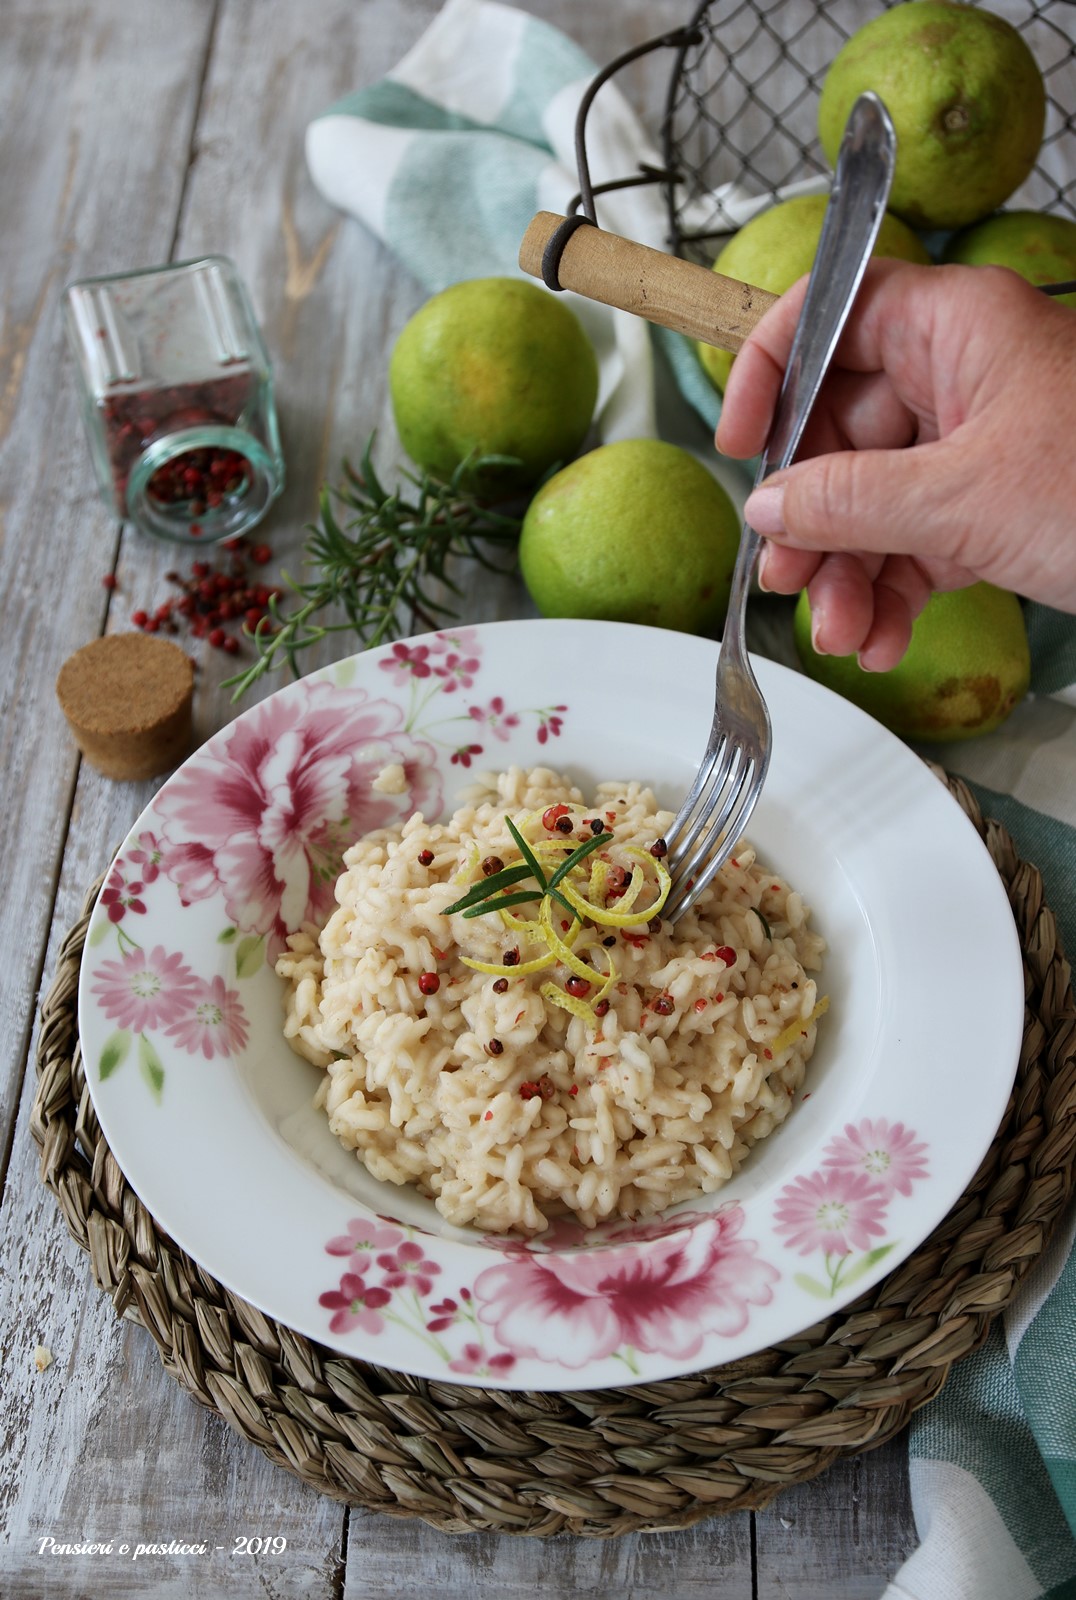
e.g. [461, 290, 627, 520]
[62, 256, 284, 545]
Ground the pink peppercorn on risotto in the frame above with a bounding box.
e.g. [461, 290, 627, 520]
[275, 767, 827, 1234]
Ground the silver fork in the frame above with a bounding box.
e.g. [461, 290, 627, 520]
[662, 92, 898, 922]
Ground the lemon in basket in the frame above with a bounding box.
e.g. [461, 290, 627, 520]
[818, 1, 1046, 231]
[697, 195, 929, 393]
[793, 583, 1030, 742]
[943, 210, 1076, 308]
[519, 439, 740, 635]
[389, 277, 598, 495]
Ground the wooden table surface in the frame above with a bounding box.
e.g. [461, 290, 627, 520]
[0, 2, 916, 1594]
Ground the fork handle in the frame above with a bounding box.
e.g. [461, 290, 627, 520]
[730, 94, 897, 607]
[757, 93, 896, 483]
[518, 211, 779, 353]
[718, 92, 897, 707]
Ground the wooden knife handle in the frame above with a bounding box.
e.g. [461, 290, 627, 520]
[519, 211, 778, 353]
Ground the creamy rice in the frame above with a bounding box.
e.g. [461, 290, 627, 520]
[276, 767, 826, 1234]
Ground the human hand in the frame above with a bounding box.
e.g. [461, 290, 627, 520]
[715, 258, 1076, 670]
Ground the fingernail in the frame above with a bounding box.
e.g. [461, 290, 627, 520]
[810, 604, 827, 655]
[756, 546, 772, 593]
[745, 483, 786, 538]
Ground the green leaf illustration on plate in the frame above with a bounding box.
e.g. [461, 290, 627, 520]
[138, 1034, 165, 1101]
[89, 919, 110, 948]
[218, 927, 238, 944]
[99, 1029, 131, 1081]
[838, 1242, 896, 1290]
[794, 1270, 832, 1298]
[235, 934, 266, 979]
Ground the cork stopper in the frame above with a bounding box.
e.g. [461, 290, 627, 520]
[56, 634, 195, 781]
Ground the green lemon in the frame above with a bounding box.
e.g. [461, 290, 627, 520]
[793, 583, 1030, 741]
[697, 195, 929, 392]
[519, 439, 741, 634]
[943, 209, 1076, 308]
[389, 277, 598, 495]
[818, 2, 1046, 231]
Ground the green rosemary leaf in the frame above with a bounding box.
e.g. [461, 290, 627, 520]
[354, 437, 387, 506]
[461, 890, 543, 919]
[442, 862, 534, 916]
[504, 817, 548, 892]
[753, 907, 772, 941]
[546, 829, 609, 893]
[223, 434, 526, 702]
[549, 888, 577, 921]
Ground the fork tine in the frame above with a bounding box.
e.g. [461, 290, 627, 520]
[667, 736, 735, 868]
[664, 750, 755, 921]
[675, 748, 748, 886]
[663, 725, 729, 854]
[659, 745, 752, 915]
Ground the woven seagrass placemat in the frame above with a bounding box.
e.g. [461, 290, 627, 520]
[30, 772, 1076, 1537]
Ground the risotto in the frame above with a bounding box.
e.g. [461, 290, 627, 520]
[276, 767, 826, 1234]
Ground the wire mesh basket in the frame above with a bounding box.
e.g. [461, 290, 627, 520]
[578, 0, 1076, 263]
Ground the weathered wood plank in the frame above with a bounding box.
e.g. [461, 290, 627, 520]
[755, 1447, 917, 1599]
[343, 1509, 754, 1600]
[0, 0, 218, 1133]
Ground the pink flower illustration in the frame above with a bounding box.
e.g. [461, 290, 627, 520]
[154, 683, 439, 957]
[485, 1208, 716, 1256]
[429, 627, 481, 660]
[326, 1218, 404, 1261]
[448, 1342, 516, 1377]
[376, 1241, 442, 1297]
[536, 705, 568, 745]
[126, 832, 164, 884]
[163, 975, 249, 1059]
[822, 1119, 929, 1201]
[467, 696, 520, 741]
[450, 742, 484, 768]
[379, 642, 432, 684]
[473, 1207, 777, 1367]
[319, 1272, 391, 1336]
[432, 648, 481, 692]
[100, 867, 146, 924]
[91, 945, 199, 1035]
[426, 1295, 461, 1333]
[774, 1169, 889, 1258]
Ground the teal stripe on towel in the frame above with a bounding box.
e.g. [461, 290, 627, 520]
[320, 80, 486, 135]
[911, 1322, 1076, 1592]
[385, 133, 547, 291]
[1026, 602, 1076, 697]
[963, 780, 1076, 961]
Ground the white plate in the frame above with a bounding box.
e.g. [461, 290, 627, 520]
[78, 619, 1023, 1389]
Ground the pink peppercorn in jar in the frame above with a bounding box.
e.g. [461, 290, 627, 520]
[62, 256, 284, 545]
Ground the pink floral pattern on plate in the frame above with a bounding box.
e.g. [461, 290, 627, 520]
[774, 1118, 930, 1298]
[154, 682, 440, 958]
[85, 636, 569, 1104]
[316, 1206, 777, 1377]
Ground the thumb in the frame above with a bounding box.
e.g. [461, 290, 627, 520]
[745, 439, 968, 566]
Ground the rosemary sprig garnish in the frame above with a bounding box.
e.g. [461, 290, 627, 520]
[439, 862, 534, 915]
[443, 822, 609, 922]
[223, 436, 525, 700]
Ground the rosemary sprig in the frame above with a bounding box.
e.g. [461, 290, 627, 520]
[223, 436, 525, 700]
[443, 822, 609, 922]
